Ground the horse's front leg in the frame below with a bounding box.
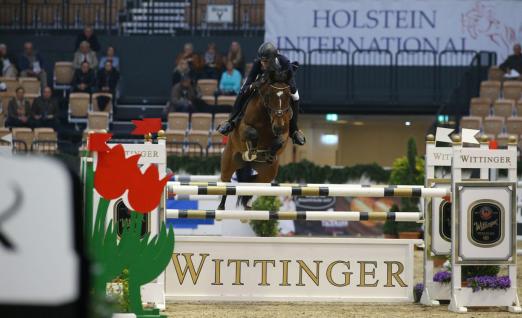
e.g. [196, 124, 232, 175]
[267, 135, 285, 163]
[241, 125, 259, 162]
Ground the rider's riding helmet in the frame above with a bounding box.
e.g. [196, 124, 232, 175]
[257, 42, 278, 61]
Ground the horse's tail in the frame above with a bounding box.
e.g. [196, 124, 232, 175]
[235, 166, 255, 208]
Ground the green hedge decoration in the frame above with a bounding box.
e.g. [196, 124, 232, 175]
[166, 156, 390, 184]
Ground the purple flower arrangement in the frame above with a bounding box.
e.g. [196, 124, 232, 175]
[433, 271, 452, 283]
[413, 283, 424, 303]
[467, 275, 511, 292]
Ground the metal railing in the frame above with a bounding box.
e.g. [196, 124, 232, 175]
[275, 48, 495, 109]
[0, 0, 120, 33]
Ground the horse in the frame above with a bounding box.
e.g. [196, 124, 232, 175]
[218, 71, 294, 210]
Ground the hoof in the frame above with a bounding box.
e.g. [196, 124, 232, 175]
[242, 151, 257, 162]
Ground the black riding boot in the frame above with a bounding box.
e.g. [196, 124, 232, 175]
[290, 100, 306, 145]
[217, 89, 249, 135]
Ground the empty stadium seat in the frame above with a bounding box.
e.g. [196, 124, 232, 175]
[460, 116, 482, 130]
[87, 111, 109, 130]
[33, 127, 58, 153]
[517, 98, 522, 116]
[208, 131, 226, 156]
[213, 113, 230, 129]
[217, 95, 236, 106]
[503, 81, 522, 100]
[68, 92, 90, 123]
[197, 79, 218, 100]
[187, 130, 209, 156]
[167, 112, 189, 131]
[25, 93, 39, 106]
[190, 113, 212, 131]
[11, 127, 33, 152]
[469, 97, 491, 117]
[488, 66, 504, 81]
[165, 130, 185, 155]
[506, 117, 522, 136]
[19, 77, 40, 95]
[493, 99, 514, 118]
[479, 81, 501, 101]
[483, 116, 504, 135]
[53, 61, 74, 93]
[202, 95, 216, 106]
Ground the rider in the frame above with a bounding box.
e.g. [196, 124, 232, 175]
[217, 42, 306, 145]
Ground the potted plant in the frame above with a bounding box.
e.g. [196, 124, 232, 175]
[250, 196, 281, 237]
[389, 138, 424, 239]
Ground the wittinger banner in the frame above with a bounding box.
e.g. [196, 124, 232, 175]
[265, 0, 522, 64]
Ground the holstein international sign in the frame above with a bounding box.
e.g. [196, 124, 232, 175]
[165, 236, 418, 302]
[265, 0, 522, 64]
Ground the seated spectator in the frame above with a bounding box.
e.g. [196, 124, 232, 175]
[203, 42, 223, 79]
[172, 59, 194, 86]
[72, 62, 96, 93]
[31, 86, 59, 128]
[227, 41, 245, 75]
[18, 41, 47, 90]
[6, 87, 31, 128]
[99, 46, 119, 70]
[176, 43, 203, 74]
[500, 43, 522, 75]
[216, 60, 242, 96]
[75, 26, 101, 52]
[97, 61, 120, 95]
[0, 43, 18, 78]
[73, 41, 98, 69]
[167, 76, 202, 113]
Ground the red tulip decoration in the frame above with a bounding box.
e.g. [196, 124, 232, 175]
[86, 130, 174, 318]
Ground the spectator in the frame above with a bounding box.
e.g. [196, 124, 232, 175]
[216, 60, 242, 96]
[500, 43, 522, 75]
[176, 42, 203, 73]
[31, 86, 59, 128]
[227, 41, 245, 75]
[6, 87, 31, 128]
[18, 41, 47, 90]
[167, 76, 202, 113]
[202, 42, 223, 79]
[73, 41, 98, 69]
[97, 61, 120, 95]
[0, 44, 18, 78]
[99, 46, 120, 70]
[72, 62, 96, 93]
[172, 59, 194, 86]
[75, 26, 101, 52]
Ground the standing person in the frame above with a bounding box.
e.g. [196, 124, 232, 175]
[6, 87, 32, 128]
[98, 46, 120, 70]
[73, 41, 98, 69]
[18, 42, 47, 91]
[31, 86, 59, 128]
[217, 42, 305, 145]
[97, 61, 120, 95]
[74, 26, 101, 52]
[203, 42, 223, 79]
[0, 44, 18, 78]
[216, 60, 242, 96]
[500, 43, 522, 75]
[171, 59, 194, 86]
[227, 41, 245, 75]
[72, 62, 96, 93]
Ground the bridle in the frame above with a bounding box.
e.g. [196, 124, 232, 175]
[257, 83, 292, 118]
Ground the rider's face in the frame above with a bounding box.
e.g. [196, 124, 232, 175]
[260, 59, 269, 69]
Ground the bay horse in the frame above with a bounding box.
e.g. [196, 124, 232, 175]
[218, 73, 294, 209]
